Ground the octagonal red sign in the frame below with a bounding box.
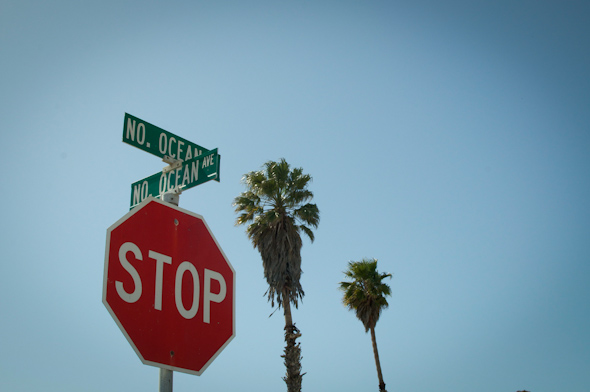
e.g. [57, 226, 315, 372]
[103, 197, 235, 375]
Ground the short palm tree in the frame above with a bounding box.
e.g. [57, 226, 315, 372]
[233, 159, 319, 392]
[339, 258, 392, 392]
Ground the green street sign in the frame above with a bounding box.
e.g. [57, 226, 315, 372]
[123, 113, 211, 161]
[130, 149, 220, 209]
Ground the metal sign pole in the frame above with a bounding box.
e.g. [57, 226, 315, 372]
[159, 192, 179, 392]
[159, 368, 173, 392]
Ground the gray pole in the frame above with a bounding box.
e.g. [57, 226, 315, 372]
[159, 368, 173, 392]
[159, 192, 179, 392]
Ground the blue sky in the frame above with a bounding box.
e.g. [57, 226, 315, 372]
[1, 1, 588, 391]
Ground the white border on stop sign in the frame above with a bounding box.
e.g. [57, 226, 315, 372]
[102, 196, 236, 376]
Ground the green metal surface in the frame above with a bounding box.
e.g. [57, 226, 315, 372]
[123, 113, 210, 160]
[130, 149, 220, 208]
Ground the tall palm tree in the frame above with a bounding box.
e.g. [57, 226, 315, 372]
[339, 258, 392, 392]
[233, 159, 319, 392]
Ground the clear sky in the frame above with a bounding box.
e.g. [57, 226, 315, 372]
[1, 1, 588, 391]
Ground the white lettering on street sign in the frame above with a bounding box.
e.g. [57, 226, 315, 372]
[129, 149, 220, 209]
[123, 113, 209, 161]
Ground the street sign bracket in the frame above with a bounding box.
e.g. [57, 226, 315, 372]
[162, 157, 183, 174]
[162, 155, 182, 166]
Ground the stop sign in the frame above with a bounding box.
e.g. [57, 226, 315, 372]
[103, 197, 235, 375]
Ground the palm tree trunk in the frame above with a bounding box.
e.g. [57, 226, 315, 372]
[370, 326, 387, 392]
[282, 294, 303, 392]
[283, 295, 293, 328]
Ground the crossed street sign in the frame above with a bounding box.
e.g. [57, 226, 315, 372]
[123, 113, 220, 208]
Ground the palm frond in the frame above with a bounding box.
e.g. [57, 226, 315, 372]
[293, 203, 319, 228]
[339, 258, 392, 332]
[298, 225, 315, 243]
[234, 159, 320, 308]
